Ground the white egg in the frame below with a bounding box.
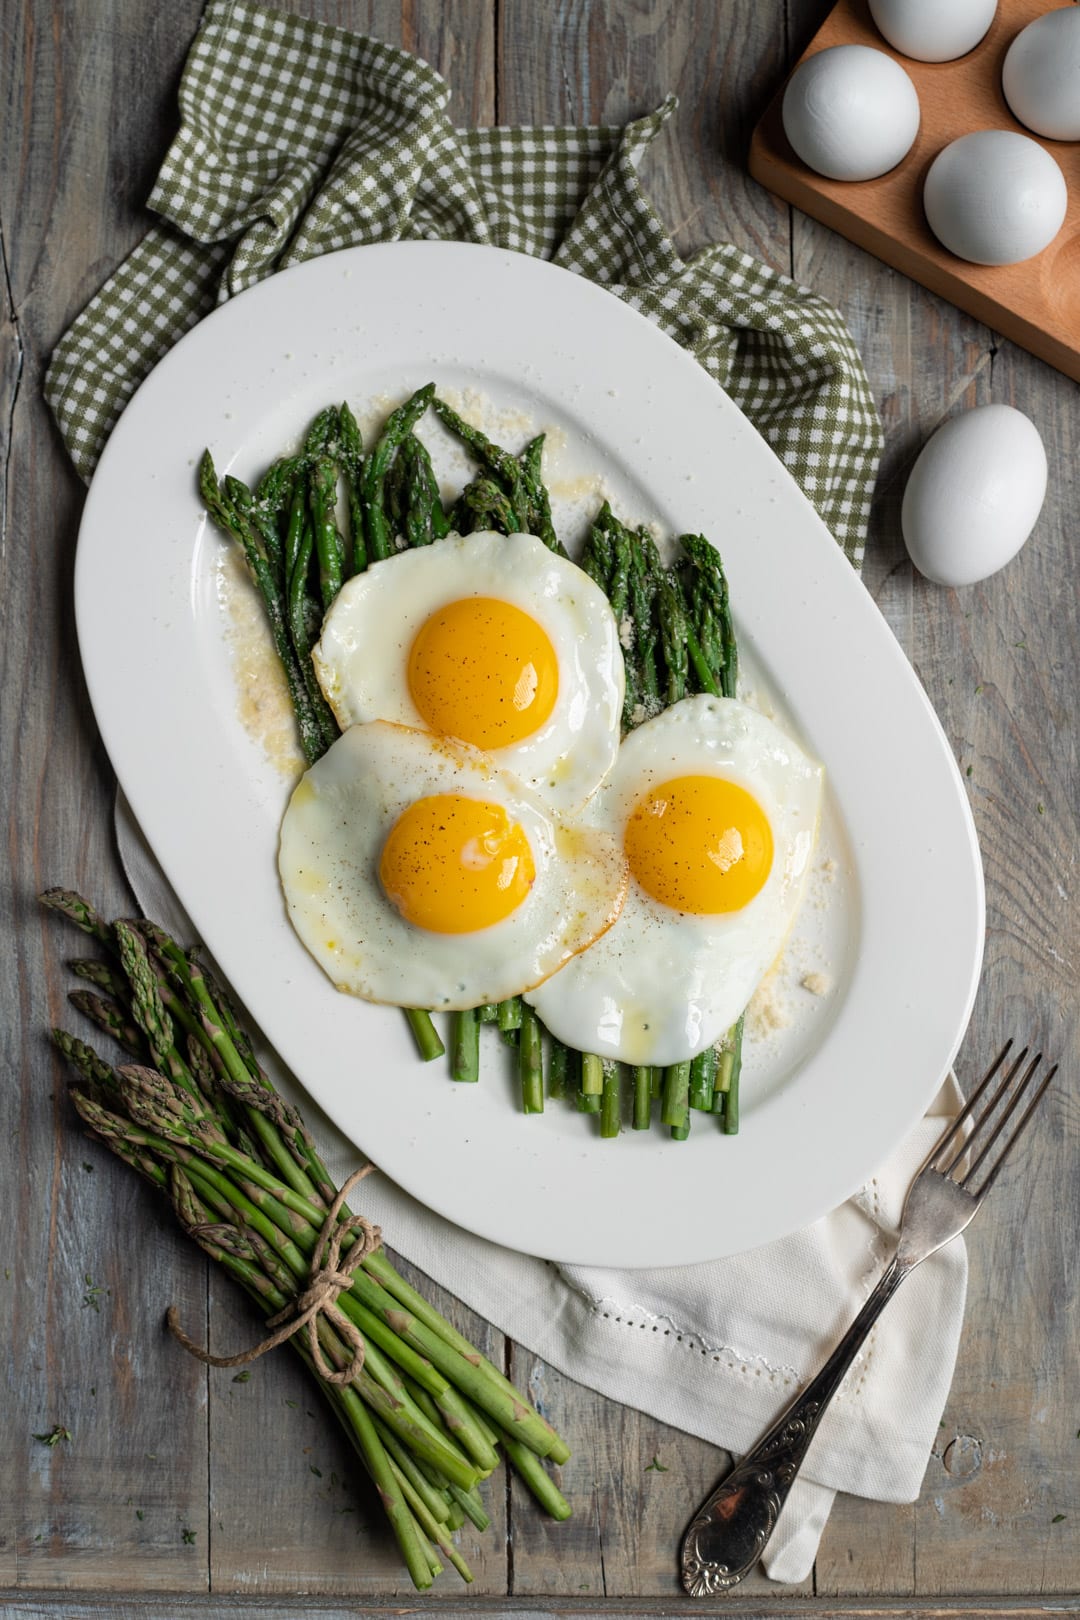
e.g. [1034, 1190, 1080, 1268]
[313, 530, 623, 815]
[525, 696, 823, 1068]
[1003, 8, 1080, 140]
[923, 131, 1067, 265]
[901, 405, 1047, 587]
[279, 722, 629, 1011]
[868, 0, 997, 63]
[781, 44, 920, 181]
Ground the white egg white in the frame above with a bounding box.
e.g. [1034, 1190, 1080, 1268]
[312, 530, 624, 814]
[278, 721, 629, 1011]
[525, 695, 824, 1067]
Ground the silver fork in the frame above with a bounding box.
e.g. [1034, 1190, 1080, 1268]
[680, 1041, 1057, 1597]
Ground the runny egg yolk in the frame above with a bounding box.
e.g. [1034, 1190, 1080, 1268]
[407, 597, 559, 750]
[624, 774, 773, 915]
[379, 793, 536, 934]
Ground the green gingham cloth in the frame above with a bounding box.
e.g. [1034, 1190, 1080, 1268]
[46, 0, 882, 562]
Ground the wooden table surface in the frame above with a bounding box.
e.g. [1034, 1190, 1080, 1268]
[3, 1, 1078, 1613]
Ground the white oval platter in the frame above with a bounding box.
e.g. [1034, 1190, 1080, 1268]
[75, 242, 984, 1267]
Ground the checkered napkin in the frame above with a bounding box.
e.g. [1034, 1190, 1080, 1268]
[48, 0, 968, 1586]
[46, 0, 880, 565]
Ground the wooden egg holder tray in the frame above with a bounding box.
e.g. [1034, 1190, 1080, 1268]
[749, 0, 1080, 382]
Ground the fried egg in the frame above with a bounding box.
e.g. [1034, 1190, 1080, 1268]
[278, 721, 629, 1011]
[525, 695, 823, 1066]
[312, 530, 624, 813]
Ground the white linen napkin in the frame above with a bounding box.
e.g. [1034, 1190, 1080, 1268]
[116, 793, 966, 1583]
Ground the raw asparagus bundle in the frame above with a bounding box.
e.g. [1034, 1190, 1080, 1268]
[200, 388, 745, 1137]
[44, 889, 571, 1591]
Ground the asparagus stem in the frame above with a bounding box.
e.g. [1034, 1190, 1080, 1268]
[723, 1015, 744, 1135]
[362, 384, 436, 561]
[406, 1008, 446, 1063]
[660, 1061, 691, 1133]
[432, 1385, 500, 1475]
[580, 1054, 604, 1097]
[200, 450, 324, 764]
[450, 1009, 479, 1082]
[338, 401, 366, 575]
[365, 1254, 570, 1464]
[309, 453, 345, 607]
[67, 987, 143, 1056]
[384, 1453, 474, 1583]
[518, 434, 565, 555]
[497, 998, 522, 1036]
[518, 1005, 544, 1114]
[371, 1415, 453, 1525]
[689, 1045, 718, 1112]
[449, 1481, 491, 1532]
[632, 1067, 652, 1131]
[600, 1061, 621, 1139]
[432, 397, 531, 531]
[546, 1037, 571, 1101]
[498, 1425, 572, 1521]
[335, 1382, 436, 1589]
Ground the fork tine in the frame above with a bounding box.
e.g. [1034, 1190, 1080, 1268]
[969, 1061, 1057, 1200]
[929, 1040, 1017, 1175]
[937, 1043, 1028, 1178]
[956, 1049, 1043, 1187]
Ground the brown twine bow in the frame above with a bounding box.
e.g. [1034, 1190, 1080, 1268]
[166, 1165, 381, 1386]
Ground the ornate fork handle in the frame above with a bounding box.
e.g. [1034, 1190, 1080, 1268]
[681, 1253, 911, 1597]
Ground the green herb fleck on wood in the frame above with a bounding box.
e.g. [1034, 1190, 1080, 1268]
[645, 1455, 669, 1473]
[33, 1426, 72, 1447]
[81, 1274, 107, 1312]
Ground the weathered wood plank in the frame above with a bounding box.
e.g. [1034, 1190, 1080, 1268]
[0, 0, 213, 1594]
[493, 2, 807, 1598]
[791, 216, 991, 1599]
[905, 343, 1080, 1597]
[194, 0, 503, 1595]
[788, 87, 1080, 1602]
[253, 0, 497, 125]
[4, 1595, 1080, 1617]
[497, 0, 791, 268]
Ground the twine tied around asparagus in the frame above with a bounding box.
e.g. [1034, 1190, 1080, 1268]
[166, 1165, 381, 1385]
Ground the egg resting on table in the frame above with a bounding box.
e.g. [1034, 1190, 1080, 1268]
[525, 695, 824, 1067]
[312, 529, 624, 815]
[278, 720, 629, 1011]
